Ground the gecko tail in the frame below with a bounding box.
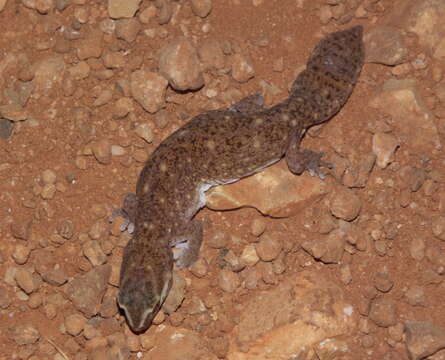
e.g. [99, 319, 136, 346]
[289, 26, 365, 128]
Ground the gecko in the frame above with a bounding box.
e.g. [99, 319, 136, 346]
[117, 26, 364, 332]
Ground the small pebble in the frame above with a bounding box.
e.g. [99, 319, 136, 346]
[158, 37, 204, 91]
[191, 0, 212, 18]
[92, 139, 112, 164]
[12, 244, 31, 265]
[240, 244, 259, 266]
[224, 250, 245, 272]
[405, 285, 425, 307]
[10, 324, 40, 345]
[65, 313, 87, 336]
[255, 233, 282, 262]
[218, 269, 240, 293]
[231, 53, 255, 83]
[0, 285, 11, 309]
[190, 258, 208, 278]
[369, 297, 397, 327]
[374, 272, 394, 293]
[115, 18, 141, 43]
[135, 123, 154, 143]
[250, 218, 267, 237]
[329, 187, 362, 221]
[42, 169, 57, 184]
[15, 268, 36, 294]
[208, 231, 229, 249]
[432, 216, 445, 241]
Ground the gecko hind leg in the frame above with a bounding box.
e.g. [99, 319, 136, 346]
[170, 220, 203, 268]
[285, 129, 333, 180]
[286, 148, 333, 180]
[109, 193, 138, 233]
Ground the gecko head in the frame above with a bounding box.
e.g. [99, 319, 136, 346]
[118, 265, 172, 333]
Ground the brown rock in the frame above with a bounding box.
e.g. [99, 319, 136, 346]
[113, 97, 133, 118]
[115, 18, 141, 43]
[158, 37, 204, 91]
[130, 70, 168, 113]
[223, 250, 245, 272]
[191, 0, 212, 18]
[92, 139, 111, 164]
[64, 264, 111, 317]
[100, 293, 119, 318]
[409, 236, 425, 261]
[369, 79, 440, 152]
[57, 219, 74, 240]
[108, 0, 141, 19]
[250, 218, 267, 237]
[102, 52, 125, 69]
[258, 261, 277, 285]
[329, 187, 362, 221]
[15, 268, 36, 294]
[198, 39, 225, 70]
[207, 161, 327, 217]
[0, 285, 11, 309]
[0, 104, 27, 121]
[231, 53, 255, 83]
[372, 133, 399, 169]
[364, 26, 408, 65]
[11, 219, 32, 240]
[65, 313, 87, 336]
[76, 29, 103, 60]
[432, 216, 445, 241]
[218, 269, 240, 293]
[162, 272, 186, 314]
[405, 285, 426, 306]
[231, 271, 355, 358]
[189, 257, 208, 278]
[143, 326, 217, 359]
[207, 230, 229, 249]
[12, 244, 31, 265]
[0, 0, 7, 12]
[42, 268, 68, 286]
[139, 5, 156, 24]
[157, 0, 173, 24]
[301, 229, 345, 264]
[390, 0, 445, 60]
[369, 297, 397, 327]
[69, 61, 90, 80]
[9, 324, 40, 345]
[374, 272, 394, 293]
[405, 321, 445, 360]
[240, 244, 259, 266]
[83, 240, 107, 266]
[255, 233, 282, 262]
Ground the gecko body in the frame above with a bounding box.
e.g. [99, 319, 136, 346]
[118, 26, 364, 332]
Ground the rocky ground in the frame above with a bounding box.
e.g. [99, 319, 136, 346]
[1, 0, 445, 359]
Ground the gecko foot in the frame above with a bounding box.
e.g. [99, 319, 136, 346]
[109, 193, 138, 234]
[286, 148, 333, 180]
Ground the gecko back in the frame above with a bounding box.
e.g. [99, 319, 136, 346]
[289, 25, 364, 127]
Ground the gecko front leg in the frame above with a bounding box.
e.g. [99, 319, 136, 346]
[109, 193, 138, 233]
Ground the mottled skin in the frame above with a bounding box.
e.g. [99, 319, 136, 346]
[118, 26, 364, 332]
